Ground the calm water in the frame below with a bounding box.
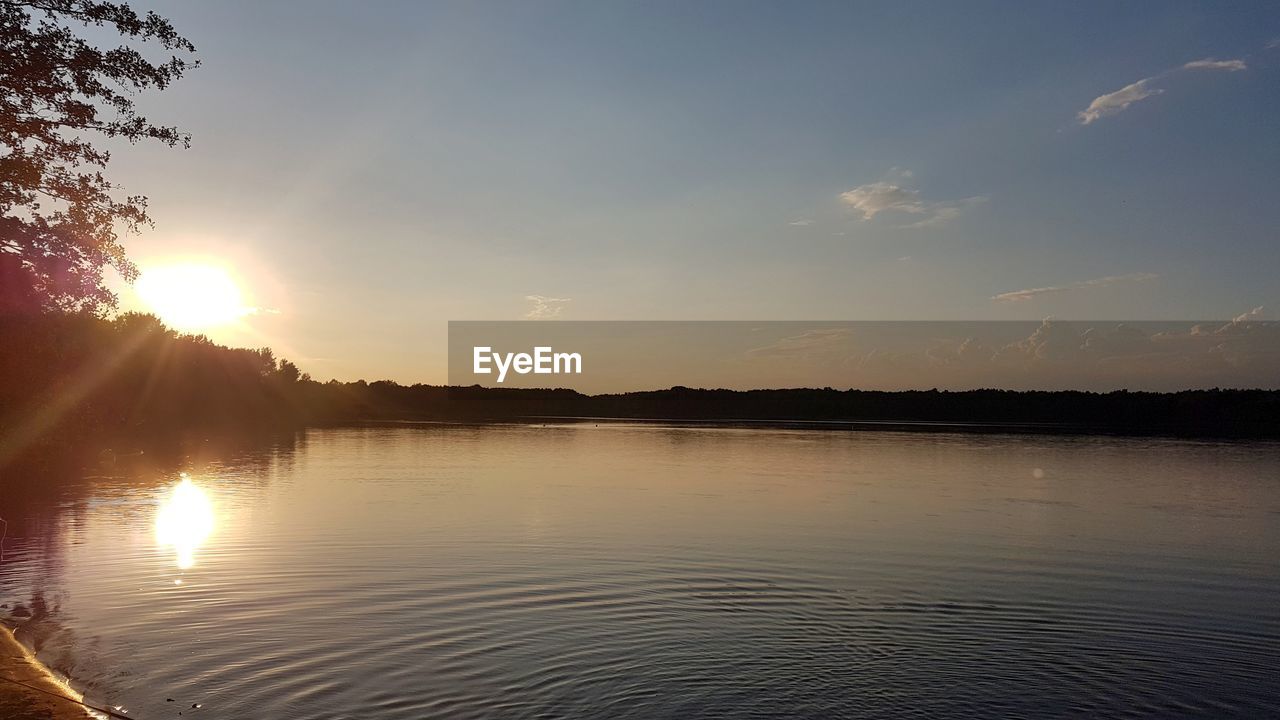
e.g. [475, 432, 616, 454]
[2, 425, 1279, 719]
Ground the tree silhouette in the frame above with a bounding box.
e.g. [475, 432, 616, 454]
[0, 0, 196, 313]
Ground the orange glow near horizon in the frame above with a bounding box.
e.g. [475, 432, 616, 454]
[136, 262, 251, 332]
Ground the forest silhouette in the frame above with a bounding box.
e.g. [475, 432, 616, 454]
[2, 309, 1278, 471]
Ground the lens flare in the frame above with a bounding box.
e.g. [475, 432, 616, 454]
[155, 474, 215, 570]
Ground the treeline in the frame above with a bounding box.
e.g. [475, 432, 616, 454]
[4, 313, 1279, 467]
[0, 312, 310, 464]
[313, 383, 1280, 437]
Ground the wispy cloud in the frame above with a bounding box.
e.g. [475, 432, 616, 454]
[524, 295, 572, 319]
[840, 183, 921, 219]
[788, 219, 813, 226]
[745, 328, 855, 359]
[991, 273, 1158, 302]
[1078, 57, 1246, 125]
[1233, 305, 1265, 323]
[897, 196, 987, 229]
[1182, 58, 1247, 71]
[839, 169, 984, 227]
[1078, 79, 1164, 125]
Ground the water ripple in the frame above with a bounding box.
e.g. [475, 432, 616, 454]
[1, 426, 1278, 719]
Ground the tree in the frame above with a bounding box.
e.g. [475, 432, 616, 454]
[277, 359, 301, 383]
[0, 0, 196, 314]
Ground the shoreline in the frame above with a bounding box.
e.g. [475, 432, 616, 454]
[0, 626, 94, 719]
[358, 415, 1280, 441]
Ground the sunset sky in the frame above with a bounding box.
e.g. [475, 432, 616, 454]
[104, 1, 1280, 383]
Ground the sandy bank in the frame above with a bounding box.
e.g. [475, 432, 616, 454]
[0, 626, 93, 719]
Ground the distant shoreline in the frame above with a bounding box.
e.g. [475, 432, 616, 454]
[347, 387, 1280, 439]
[355, 411, 1280, 440]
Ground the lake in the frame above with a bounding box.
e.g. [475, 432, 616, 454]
[2, 425, 1278, 719]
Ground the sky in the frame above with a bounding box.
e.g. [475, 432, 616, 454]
[447, 319, 1279, 392]
[101, 1, 1280, 383]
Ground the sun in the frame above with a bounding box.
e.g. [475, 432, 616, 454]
[135, 263, 250, 331]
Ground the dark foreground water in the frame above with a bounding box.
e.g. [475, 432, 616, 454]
[1, 425, 1278, 719]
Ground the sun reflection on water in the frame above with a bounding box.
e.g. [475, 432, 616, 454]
[155, 474, 215, 570]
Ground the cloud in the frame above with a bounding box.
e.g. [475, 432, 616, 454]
[524, 295, 572, 319]
[991, 272, 1158, 302]
[840, 182, 924, 219]
[1232, 305, 1265, 323]
[989, 317, 1280, 387]
[927, 336, 996, 368]
[732, 318, 1279, 391]
[839, 169, 983, 227]
[1078, 57, 1247, 125]
[1182, 58, 1246, 71]
[897, 196, 988, 229]
[745, 328, 856, 360]
[788, 219, 813, 226]
[1078, 79, 1164, 125]
[903, 315, 1280, 390]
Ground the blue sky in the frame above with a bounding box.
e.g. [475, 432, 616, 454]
[106, 1, 1280, 381]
